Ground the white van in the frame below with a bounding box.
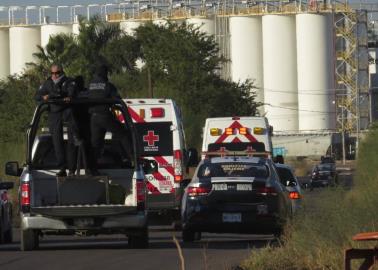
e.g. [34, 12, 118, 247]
[123, 99, 189, 223]
[201, 116, 273, 159]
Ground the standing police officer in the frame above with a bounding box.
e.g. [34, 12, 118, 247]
[87, 64, 133, 175]
[35, 64, 78, 177]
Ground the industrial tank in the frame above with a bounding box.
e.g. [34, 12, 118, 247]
[41, 24, 73, 47]
[120, 20, 142, 36]
[229, 16, 264, 110]
[0, 28, 10, 79]
[72, 23, 80, 35]
[262, 15, 298, 131]
[296, 14, 335, 131]
[9, 26, 41, 75]
[186, 18, 215, 36]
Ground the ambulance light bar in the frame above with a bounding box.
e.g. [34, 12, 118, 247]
[150, 108, 164, 118]
[210, 128, 221, 136]
[210, 127, 250, 136]
[253, 127, 265, 135]
[139, 109, 145, 119]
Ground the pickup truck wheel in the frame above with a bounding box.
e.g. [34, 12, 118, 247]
[128, 228, 149, 249]
[21, 229, 39, 251]
[4, 228, 12, 243]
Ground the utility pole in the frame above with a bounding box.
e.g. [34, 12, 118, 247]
[341, 105, 346, 165]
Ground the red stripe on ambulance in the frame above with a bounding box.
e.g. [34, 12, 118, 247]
[128, 107, 145, 123]
[154, 156, 175, 177]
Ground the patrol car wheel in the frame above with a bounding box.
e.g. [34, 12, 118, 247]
[128, 228, 149, 249]
[21, 229, 39, 251]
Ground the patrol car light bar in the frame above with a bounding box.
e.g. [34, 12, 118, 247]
[202, 150, 271, 158]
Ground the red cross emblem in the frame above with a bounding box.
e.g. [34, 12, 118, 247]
[143, 130, 159, 146]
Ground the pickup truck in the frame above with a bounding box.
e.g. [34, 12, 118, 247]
[5, 99, 156, 251]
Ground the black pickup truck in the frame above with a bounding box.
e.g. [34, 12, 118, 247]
[5, 99, 156, 251]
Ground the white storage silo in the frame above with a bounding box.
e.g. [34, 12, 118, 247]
[229, 16, 264, 111]
[262, 15, 298, 131]
[0, 28, 10, 80]
[41, 24, 73, 47]
[120, 20, 142, 36]
[9, 26, 41, 75]
[120, 21, 144, 69]
[186, 17, 215, 36]
[72, 23, 80, 35]
[296, 14, 335, 131]
[153, 19, 168, 27]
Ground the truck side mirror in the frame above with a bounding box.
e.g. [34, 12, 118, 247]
[141, 159, 158, 175]
[186, 148, 199, 167]
[0, 181, 14, 190]
[5, 161, 22, 177]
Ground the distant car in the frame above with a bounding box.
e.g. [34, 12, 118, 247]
[181, 156, 292, 242]
[310, 163, 338, 189]
[0, 181, 14, 244]
[275, 163, 303, 213]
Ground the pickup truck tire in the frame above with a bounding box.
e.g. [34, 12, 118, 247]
[128, 228, 149, 249]
[21, 229, 39, 251]
[3, 228, 12, 243]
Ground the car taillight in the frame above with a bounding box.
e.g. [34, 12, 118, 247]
[21, 182, 30, 206]
[289, 191, 301, 200]
[173, 150, 183, 182]
[187, 186, 211, 197]
[150, 108, 164, 118]
[256, 186, 278, 196]
[136, 180, 146, 210]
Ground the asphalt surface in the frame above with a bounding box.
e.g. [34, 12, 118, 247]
[0, 166, 354, 270]
[0, 227, 275, 270]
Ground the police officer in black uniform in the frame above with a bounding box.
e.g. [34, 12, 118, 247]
[35, 64, 78, 177]
[87, 64, 133, 174]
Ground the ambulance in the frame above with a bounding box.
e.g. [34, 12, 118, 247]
[201, 116, 273, 159]
[123, 98, 188, 223]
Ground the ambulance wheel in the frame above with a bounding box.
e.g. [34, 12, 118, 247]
[182, 229, 200, 243]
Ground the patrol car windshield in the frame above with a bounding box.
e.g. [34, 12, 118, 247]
[197, 162, 269, 178]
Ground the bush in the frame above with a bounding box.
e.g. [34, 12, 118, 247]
[242, 125, 378, 270]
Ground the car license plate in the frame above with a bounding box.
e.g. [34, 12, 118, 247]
[322, 181, 328, 185]
[222, 213, 241, 223]
[237, 184, 252, 191]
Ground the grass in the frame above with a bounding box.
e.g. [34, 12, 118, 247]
[241, 125, 378, 270]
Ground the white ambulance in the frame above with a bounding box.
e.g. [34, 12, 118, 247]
[122, 98, 188, 223]
[201, 116, 273, 159]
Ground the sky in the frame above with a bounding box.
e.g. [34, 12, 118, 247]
[0, 0, 377, 22]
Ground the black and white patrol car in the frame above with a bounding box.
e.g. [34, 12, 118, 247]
[181, 156, 292, 242]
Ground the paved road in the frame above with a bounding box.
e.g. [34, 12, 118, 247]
[0, 166, 353, 270]
[0, 227, 275, 270]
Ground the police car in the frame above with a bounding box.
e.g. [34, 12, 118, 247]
[181, 154, 292, 242]
[123, 99, 190, 224]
